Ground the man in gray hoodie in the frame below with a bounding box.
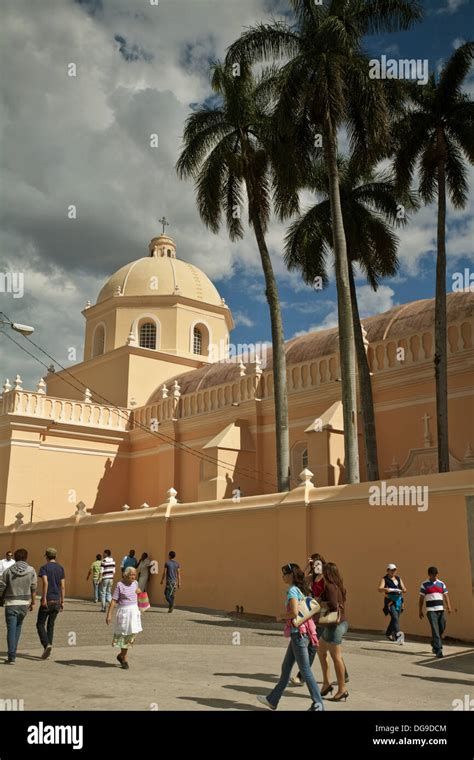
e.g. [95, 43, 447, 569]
[0, 548, 37, 663]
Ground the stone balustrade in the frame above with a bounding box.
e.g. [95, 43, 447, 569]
[132, 318, 472, 428]
[0, 389, 130, 431]
[2, 319, 471, 433]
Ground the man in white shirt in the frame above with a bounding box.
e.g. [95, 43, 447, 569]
[0, 551, 15, 577]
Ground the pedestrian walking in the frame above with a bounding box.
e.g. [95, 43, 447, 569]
[120, 549, 138, 573]
[106, 566, 142, 669]
[160, 551, 180, 612]
[317, 562, 349, 702]
[256, 563, 323, 712]
[0, 548, 37, 664]
[36, 548, 65, 660]
[100, 549, 116, 612]
[379, 563, 407, 642]
[419, 566, 452, 658]
[0, 551, 15, 577]
[86, 553, 102, 602]
[137, 552, 152, 592]
[291, 552, 349, 687]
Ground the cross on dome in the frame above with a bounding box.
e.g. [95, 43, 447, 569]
[158, 216, 169, 234]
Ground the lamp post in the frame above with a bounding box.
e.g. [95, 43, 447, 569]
[0, 312, 35, 335]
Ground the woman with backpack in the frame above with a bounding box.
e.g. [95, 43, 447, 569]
[317, 562, 349, 702]
[256, 563, 323, 711]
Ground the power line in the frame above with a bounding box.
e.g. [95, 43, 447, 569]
[1, 313, 279, 489]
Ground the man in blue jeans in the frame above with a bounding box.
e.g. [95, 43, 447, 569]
[419, 566, 452, 658]
[99, 549, 116, 612]
[36, 548, 65, 659]
[0, 548, 37, 664]
[160, 551, 181, 612]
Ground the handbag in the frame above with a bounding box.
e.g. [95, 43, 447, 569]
[291, 595, 321, 628]
[318, 604, 341, 625]
[137, 591, 150, 611]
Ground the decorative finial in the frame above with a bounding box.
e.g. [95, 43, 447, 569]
[3, 378, 12, 394]
[14, 374, 23, 391]
[84, 388, 92, 402]
[85, 300, 92, 309]
[158, 216, 169, 235]
[36, 378, 46, 395]
[75, 501, 87, 516]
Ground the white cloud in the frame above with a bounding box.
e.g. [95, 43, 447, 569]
[233, 311, 255, 328]
[437, 0, 467, 14]
[291, 284, 396, 338]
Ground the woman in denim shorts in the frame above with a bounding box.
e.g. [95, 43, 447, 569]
[318, 562, 349, 702]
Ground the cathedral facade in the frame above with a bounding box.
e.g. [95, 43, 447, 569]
[1, 234, 473, 525]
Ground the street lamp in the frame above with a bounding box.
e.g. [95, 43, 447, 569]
[0, 314, 35, 335]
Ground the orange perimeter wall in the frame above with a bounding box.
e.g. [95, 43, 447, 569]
[0, 470, 472, 641]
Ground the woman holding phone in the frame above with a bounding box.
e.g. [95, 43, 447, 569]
[256, 563, 323, 711]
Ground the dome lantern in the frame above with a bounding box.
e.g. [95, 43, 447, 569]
[149, 234, 177, 259]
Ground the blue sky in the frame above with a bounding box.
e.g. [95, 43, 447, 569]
[0, 0, 473, 385]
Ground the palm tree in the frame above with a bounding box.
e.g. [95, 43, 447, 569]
[285, 156, 415, 481]
[176, 61, 291, 491]
[226, 0, 423, 483]
[393, 43, 474, 472]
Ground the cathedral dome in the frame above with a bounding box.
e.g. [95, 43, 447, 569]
[96, 235, 224, 307]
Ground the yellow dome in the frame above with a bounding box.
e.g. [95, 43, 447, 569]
[96, 236, 224, 306]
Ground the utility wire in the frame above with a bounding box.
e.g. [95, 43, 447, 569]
[1, 313, 279, 490]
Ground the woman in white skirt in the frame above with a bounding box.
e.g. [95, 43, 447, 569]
[106, 566, 142, 669]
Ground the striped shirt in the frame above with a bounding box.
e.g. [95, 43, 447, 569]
[112, 580, 139, 606]
[100, 557, 116, 580]
[419, 579, 448, 612]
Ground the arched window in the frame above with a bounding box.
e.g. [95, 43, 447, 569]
[193, 327, 202, 355]
[302, 448, 308, 469]
[291, 441, 309, 482]
[140, 322, 156, 350]
[92, 324, 105, 357]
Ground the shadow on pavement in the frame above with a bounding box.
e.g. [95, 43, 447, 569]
[54, 659, 117, 668]
[1, 653, 42, 661]
[178, 696, 264, 711]
[361, 647, 431, 657]
[401, 673, 474, 687]
[214, 672, 279, 683]
[222, 683, 307, 699]
[416, 650, 474, 675]
[188, 619, 280, 631]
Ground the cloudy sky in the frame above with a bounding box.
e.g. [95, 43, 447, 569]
[0, 0, 473, 389]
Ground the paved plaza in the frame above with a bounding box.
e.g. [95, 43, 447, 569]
[0, 600, 472, 711]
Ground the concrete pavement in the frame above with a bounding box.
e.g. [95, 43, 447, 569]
[0, 600, 472, 711]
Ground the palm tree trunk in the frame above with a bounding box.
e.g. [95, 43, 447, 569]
[348, 265, 379, 481]
[241, 132, 290, 493]
[435, 145, 450, 472]
[252, 215, 290, 491]
[324, 120, 359, 483]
